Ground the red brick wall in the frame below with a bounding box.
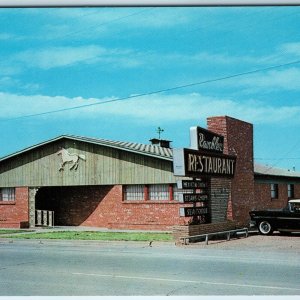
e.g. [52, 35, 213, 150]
[294, 183, 300, 199]
[173, 220, 237, 243]
[253, 181, 300, 211]
[36, 185, 188, 230]
[104, 186, 185, 230]
[207, 116, 254, 226]
[0, 187, 29, 228]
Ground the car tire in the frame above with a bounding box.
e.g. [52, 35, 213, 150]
[258, 221, 273, 235]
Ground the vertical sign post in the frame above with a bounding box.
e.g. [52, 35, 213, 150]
[173, 126, 236, 225]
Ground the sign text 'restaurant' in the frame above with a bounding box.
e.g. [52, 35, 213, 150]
[187, 153, 235, 176]
[173, 148, 236, 178]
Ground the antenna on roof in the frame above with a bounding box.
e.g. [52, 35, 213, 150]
[156, 127, 164, 139]
[149, 127, 172, 148]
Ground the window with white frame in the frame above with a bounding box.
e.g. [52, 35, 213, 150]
[288, 184, 295, 199]
[124, 185, 144, 201]
[149, 184, 169, 201]
[0, 188, 16, 201]
[271, 183, 278, 199]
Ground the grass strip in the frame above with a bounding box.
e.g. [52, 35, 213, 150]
[0, 230, 33, 235]
[2, 231, 173, 242]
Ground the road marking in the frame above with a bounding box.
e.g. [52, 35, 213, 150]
[72, 272, 300, 292]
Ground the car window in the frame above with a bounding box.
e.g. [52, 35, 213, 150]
[289, 203, 300, 212]
[294, 205, 300, 212]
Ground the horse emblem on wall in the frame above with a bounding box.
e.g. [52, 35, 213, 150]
[57, 148, 86, 171]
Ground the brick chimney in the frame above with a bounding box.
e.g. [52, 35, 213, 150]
[207, 116, 254, 226]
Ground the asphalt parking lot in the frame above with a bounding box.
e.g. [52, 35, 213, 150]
[183, 230, 300, 251]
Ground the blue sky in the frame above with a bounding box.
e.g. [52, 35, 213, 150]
[1, 6, 300, 171]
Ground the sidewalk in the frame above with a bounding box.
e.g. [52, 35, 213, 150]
[0, 226, 172, 236]
[33, 225, 171, 233]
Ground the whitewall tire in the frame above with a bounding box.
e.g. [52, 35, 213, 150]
[258, 221, 273, 235]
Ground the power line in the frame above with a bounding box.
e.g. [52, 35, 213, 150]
[51, 8, 155, 42]
[2, 58, 300, 122]
[256, 139, 300, 171]
[255, 158, 300, 160]
[59, 8, 300, 69]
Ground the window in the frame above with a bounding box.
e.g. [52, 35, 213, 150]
[149, 184, 169, 201]
[0, 188, 16, 201]
[271, 183, 278, 199]
[173, 185, 194, 201]
[288, 184, 295, 199]
[124, 185, 144, 201]
[289, 201, 300, 212]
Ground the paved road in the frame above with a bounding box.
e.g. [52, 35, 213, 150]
[0, 236, 300, 296]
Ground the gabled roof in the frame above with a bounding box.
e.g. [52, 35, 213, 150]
[254, 163, 300, 178]
[1, 134, 300, 180]
[0, 134, 173, 163]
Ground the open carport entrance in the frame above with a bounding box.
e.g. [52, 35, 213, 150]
[34, 186, 112, 227]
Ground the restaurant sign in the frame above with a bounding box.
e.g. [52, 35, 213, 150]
[190, 126, 224, 154]
[179, 193, 208, 203]
[173, 148, 236, 178]
[179, 207, 209, 217]
[176, 180, 207, 189]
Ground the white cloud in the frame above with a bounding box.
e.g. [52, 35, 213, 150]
[0, 93, 106, 118]
[1, 92, 300, 126]
[46, 7, 198, 29]
[0, 33, 13, 40]
[0, 76, 40, 93]
[280, 42, 300, 57]
[0, 77, 16, 87]
[15, 46, 106, 70]
[20, 8, 198, 44]
[238, 67, 300, 91]
[10, 45, 142, 70]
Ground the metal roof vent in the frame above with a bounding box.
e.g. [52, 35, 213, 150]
[149, 127, 172, 148]
[149, 138, 172, 148]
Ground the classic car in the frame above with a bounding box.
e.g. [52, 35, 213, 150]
[249, 199, 300, 235]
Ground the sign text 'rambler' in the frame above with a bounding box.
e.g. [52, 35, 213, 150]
[190, 126, 224, 153]
[173, 148, 236, 178]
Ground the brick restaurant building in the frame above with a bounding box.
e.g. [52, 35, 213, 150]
[1, 115, 300, 230]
